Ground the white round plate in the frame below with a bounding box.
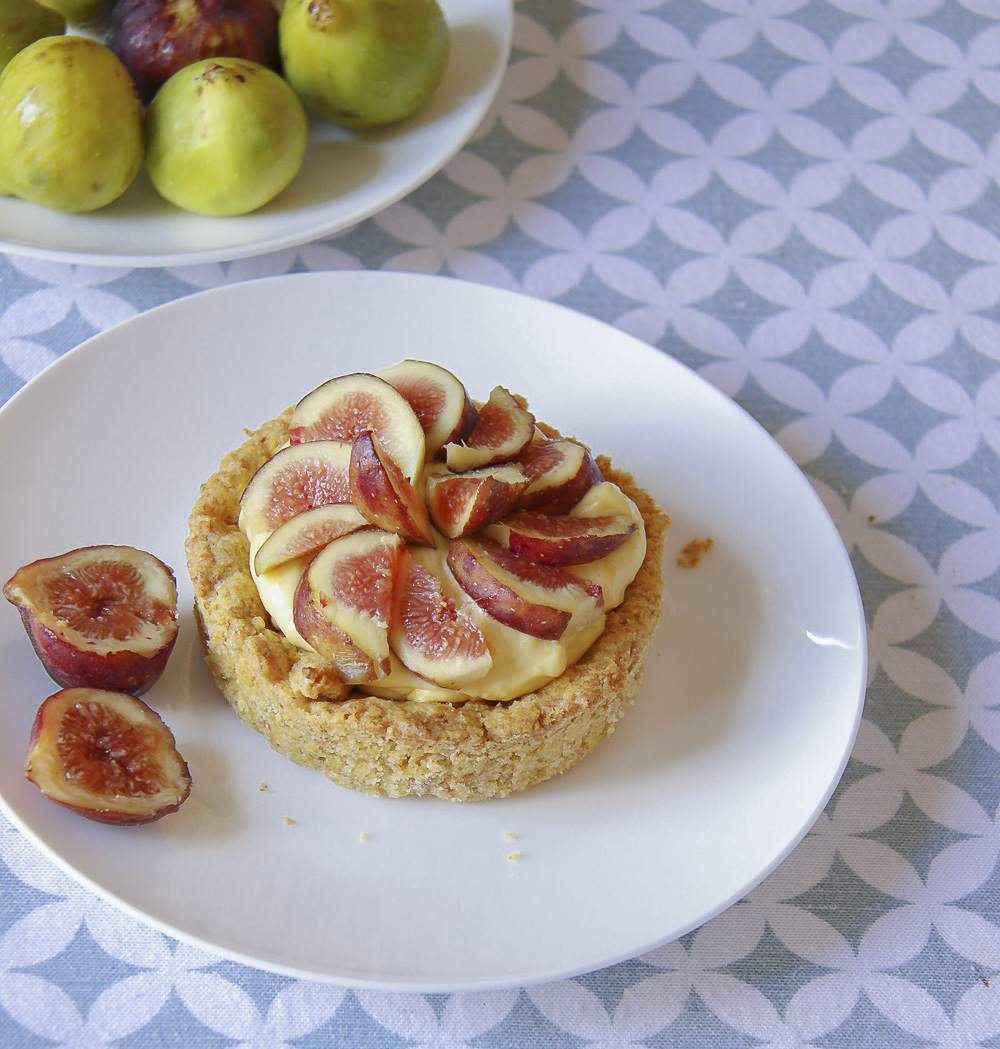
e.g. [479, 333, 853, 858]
[0, 1, 511, 268]
[0, 272, 866, 991]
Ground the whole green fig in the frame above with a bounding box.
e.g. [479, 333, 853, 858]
[0, 0, 65, 75]
[0, 36, 143, 212]
[145, 58, 308, 216]
[279, 0, 450, 130]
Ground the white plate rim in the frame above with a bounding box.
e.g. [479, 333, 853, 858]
[0, 271, 868, 990]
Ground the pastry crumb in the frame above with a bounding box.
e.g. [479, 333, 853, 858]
[359, 831, 369, 843]
[677, 537, 713, 568]
[503, 831, 515, 841]
[259, 782, 270, 792]
[284, 816, 296, 826]
[507, 852, 521, 862]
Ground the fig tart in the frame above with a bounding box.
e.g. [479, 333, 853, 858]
[185, 361, 669, 800]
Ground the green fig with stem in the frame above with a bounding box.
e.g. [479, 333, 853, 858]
[279, 0, 450, 130]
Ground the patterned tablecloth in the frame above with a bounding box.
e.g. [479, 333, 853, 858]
[3, 0, 1000, 1044]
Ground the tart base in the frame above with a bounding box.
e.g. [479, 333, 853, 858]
[185, 408, 669, 801]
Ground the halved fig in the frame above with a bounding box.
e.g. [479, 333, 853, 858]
[447, 536, 602, 641]
[426, 462, 530, 538]
[349, 430, 435, 547]
[376, 359, 478, 459]
[390, 549, 492, 689]
[253, 503, 368, 575]
[515, 437, 604, 514]
[4, 546, 179, 696]
[502, 512, 637, 566]
[287, 372, 426, 482]
[240, 440, 352, 535]
[444, 386, 535, 472]
[292, 570, 376, 684]
[25, 687, 191, 825]
[306, 529, 403, 676]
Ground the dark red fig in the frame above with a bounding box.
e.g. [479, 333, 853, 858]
[4, 545, 179, 696]
[26, 687, 191, 825]
[110, 0, 279, 104]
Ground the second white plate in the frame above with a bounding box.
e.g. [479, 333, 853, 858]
[0, 0, 512, 267]
[0, 272, 866, 990]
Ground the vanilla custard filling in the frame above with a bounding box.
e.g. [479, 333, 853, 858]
[243, 477, 646, 703]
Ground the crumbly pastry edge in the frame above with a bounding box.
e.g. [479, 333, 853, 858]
[185, 406, 670, 801]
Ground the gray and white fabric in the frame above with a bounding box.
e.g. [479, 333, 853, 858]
[3, 0, 1000, 1044]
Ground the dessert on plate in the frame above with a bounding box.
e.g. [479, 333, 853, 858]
[186, 360, 669, 800]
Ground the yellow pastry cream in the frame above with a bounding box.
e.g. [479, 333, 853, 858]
[243, 477, 646, 703]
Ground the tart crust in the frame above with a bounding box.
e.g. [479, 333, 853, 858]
[186, 407, 670, 801]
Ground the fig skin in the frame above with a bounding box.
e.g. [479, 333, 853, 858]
[4, 545, 179, 697]
[0, 0, 65, 75]
[0, 36, 143, 212]
[26, 688, 192, 826]
[110, 0, 280, 105]
[145, 57, 308, 216]
[35, 0, 112, 27]
[279, 0, 450, 129]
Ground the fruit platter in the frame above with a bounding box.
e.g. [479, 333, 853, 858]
[0, 0, 512, 265]
[0, 272, 866, 989]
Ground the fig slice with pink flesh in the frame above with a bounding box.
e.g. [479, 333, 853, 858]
[25, 687, 191, 825]
[515, 437, 604, 514]
[390, 549, 492, 689]
[287, 372, 426, 481]
[305, 529, 403, 676]
[240, 440, 352, 535]
[502, 511, 637, 566]
[4, 545, 179, 696]
[349, 430, 436, 547]
[426, 462, 530, 538]
[376, 359, 478, 459]
[444, 386, 535, 472]
[292, 569, 376, 684]
[447, 536, 603, 641]
[253, 503, 368, 575]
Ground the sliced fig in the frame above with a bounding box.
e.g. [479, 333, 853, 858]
[447, 536, 602, 641]
[515, 437, 604, 514]
[25, 687, 191, 825]
[292, 569, 376, 684]
[376, 359, 478, 459]
[502, 512, 637, 566]
[444, 386, 535, 472]
[426, 462, 530, 538]
[239, 440, 352, 535]
[305, 529, 403, 676]
[287, 372, 426, 482]
[389, 549, 492, 689]
[349, 430, 436, 547]
[4, 546, 179, 696]
[253, 503, 368, 575]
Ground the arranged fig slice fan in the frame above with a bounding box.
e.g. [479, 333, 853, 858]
[376, 359, 478, 459]
[25, 687, 191, 825]
[390, 549, 492, 689]
[445, 386, 535, 472]
[4, 545, 179, 696]
[305, 529, 403, 676]
[240, 440, 352, 534]
[287, 372, 426, 482]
